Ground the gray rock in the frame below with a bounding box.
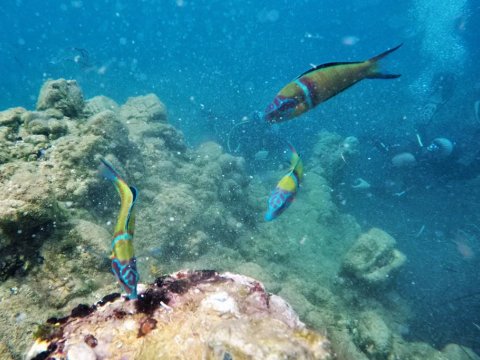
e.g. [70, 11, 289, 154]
[36, 79, 84, 117]
[354, 311, 393, 359]
[340, 228, 406, 289]
[0, 107, 26, 127]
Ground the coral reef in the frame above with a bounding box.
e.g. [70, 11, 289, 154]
[26, 270, 332, 360]
[0, 80, 257, 358]
[340, 228, 406, 290]
[0, 80, 478, 360]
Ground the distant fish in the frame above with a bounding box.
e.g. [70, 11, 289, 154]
[99, 158, 139, 299]
[452, 230, 475, 260]
[254, 150, 269, 161]
[454, 240, 474, 260]
[263, 44, 403, 123]
[265, 143, 303, 221]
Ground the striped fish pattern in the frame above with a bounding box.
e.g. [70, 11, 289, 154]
[264, 44, 402, 123]
[265, 143, 304, 221]
[99, 158, 139, 299]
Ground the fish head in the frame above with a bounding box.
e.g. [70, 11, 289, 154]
[264, 96, 298, 123]
[264, 187, 295, 221]
[112, 257, 139, 299]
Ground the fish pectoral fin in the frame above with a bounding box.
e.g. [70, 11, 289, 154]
[367, 72, 401, 79]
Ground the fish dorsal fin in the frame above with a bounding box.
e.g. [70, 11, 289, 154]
[296, 61, 363, 79]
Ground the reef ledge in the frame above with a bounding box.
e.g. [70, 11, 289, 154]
[26, 270, 332, 360]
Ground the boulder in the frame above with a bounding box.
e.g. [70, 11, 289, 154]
[36, 79, 84, 117]
[26, 271, 332, 360]
[340, 228, 406, 289]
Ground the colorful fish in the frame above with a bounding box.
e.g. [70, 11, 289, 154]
[265, 143, 304, 221]
[99, 158, 139, 299]
[264, 44, 403, 123]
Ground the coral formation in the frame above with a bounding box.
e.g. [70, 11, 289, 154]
[36, 79, 84, 117]
[0, 80, 257, 358]
[0, 162, 62, 236]
[26, 270, 332, 360]
[340, 228, 406, 289]
[83, 95, 119, 117]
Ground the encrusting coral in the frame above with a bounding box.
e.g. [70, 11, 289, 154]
[36, 79, 84, 117]
[26, 270, 332, 360]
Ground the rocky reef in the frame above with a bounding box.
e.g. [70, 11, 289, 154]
[0, 80, 478, 360]
[26, 270, 332, 360]
[0, 79, 257, 358]
[340, 228, 406, 291]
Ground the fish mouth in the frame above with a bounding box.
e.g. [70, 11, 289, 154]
[264, 106, 293, 123]
[263, 107, 277, 123]
[264, 212, 275, 221]
[264, 110, 283, 124]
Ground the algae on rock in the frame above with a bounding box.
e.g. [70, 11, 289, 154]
[0, 79, 477, 360]
[36, 79, 84, 117]
[26, 271, 333, 360]
[340, 228, 406, 290]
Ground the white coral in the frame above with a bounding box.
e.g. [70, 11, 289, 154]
[200, 291, 239, 316]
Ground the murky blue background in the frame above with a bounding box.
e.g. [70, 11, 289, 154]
[1, 0, 479, 354]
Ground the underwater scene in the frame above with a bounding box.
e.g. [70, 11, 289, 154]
[0, 0, 480, 359]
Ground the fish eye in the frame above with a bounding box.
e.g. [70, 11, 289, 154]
[278, 99, 297, 111]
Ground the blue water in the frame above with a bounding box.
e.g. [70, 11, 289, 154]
[1, 0, 480, 355]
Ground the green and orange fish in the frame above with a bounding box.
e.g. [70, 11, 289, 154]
[99, 158, 139, 299]
[263, 44, 403, 123]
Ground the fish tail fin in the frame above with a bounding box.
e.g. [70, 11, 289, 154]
[285, 142, 298, 167]
[286, 141, 297, 156]
[366, 43, 403, 79]
[99, 158, 123, 183]
[369, 43, 403, 63]
[285, 142, 304, 180]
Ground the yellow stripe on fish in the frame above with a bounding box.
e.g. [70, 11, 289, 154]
[277, 173, 298, 193]
[99, 158, 139, 299]
[111, 233, 135, 262]
[265, 143, 303, 221]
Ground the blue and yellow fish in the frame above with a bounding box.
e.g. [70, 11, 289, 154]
[264, 44, 402, 123]
[265, 144, 304, 221]
[99, 158, 139, 299]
